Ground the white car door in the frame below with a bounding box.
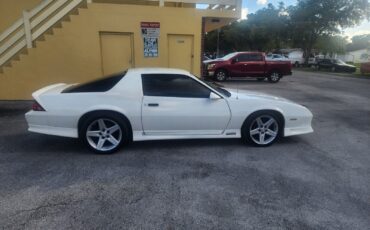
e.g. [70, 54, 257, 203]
[141, 74, 231, 135]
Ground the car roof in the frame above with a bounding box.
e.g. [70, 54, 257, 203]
[127, 67, 190, 75]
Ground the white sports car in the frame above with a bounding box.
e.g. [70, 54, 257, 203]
[26, 68, 313, 153]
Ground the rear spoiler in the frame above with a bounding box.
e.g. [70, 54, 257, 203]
[32, 83, 69, 100]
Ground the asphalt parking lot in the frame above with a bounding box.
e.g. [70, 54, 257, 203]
[0, 70, 369, 229]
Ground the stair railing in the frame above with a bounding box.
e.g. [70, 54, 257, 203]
[0, 0, 87, 68]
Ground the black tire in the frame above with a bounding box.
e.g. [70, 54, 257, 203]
[257, 78, 265, 82]
[268, 71, 281, 83]
[241, 111, 283, 147]
[79, 112, 130, 154]
[214, 69, 227, 82]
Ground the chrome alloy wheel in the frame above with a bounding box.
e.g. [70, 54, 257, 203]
[86, 118, 122, 152]
[216, 71, 226, 81]
[270, 72, 280, 82]
[249, 115, 279, 145]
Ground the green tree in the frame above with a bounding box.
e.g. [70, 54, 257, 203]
[314, 35, 348, 55]
[289, 0, 370, 62]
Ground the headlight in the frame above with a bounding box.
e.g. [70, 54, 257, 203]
[207, 64, 216, 70]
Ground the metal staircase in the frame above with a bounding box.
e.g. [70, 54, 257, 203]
[0, 0, 90, 73]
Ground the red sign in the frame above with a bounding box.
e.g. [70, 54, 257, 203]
[141, 22, 160, 38]
[141, 22, 160, 28]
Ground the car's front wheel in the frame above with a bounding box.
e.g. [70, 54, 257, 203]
[242, 112, 282, 147]
[80, 114, 129, 154]
[215, 69, 227, 82]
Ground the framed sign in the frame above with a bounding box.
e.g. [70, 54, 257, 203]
[141, 22, 160, 57]
[143, 37, 158, 57]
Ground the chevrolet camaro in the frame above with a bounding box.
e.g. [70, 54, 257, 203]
[26, 68, 313, 154]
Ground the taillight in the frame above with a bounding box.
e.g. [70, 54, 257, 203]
[32, 101, 45, 111]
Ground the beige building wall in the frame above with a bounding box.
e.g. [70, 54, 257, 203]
[0, 2, 238, 100]
[0, 0, 41, 32]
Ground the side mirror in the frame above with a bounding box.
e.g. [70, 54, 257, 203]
[210, 92, 221, 100]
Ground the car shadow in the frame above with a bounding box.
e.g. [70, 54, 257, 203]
[2, 131, 304, 156]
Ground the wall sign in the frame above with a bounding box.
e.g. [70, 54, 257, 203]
[141, 22, 160, 57]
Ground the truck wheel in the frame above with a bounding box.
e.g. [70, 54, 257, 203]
[268, 71, 281, 83]
[215, 70, 227, 82]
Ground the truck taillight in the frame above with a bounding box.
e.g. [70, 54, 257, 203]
[32, 101, 45, 111]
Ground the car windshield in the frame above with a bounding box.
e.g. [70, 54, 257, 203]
[220, 52, 238, 60]
[333, 59, 346, 64]
[196, 77, 231, 97]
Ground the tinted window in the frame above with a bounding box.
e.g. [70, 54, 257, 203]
[62, 72, 125, 93]
[142, 74, 211, 98]
[237, 54, 263, 62]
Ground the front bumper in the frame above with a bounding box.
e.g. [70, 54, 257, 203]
[207, 71, 215, 77]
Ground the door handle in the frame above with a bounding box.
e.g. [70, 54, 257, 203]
[147, 103, 159, 107]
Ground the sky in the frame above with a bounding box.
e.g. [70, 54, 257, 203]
[240, 0, 370, 41]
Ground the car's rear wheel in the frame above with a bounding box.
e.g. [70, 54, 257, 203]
[215, 69, 227, 82]
[242, 112, 282, 147]
[268, 71, 281, 83]
[80, 114, 129, 154]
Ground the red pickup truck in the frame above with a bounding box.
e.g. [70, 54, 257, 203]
[205, 52, 292, 83]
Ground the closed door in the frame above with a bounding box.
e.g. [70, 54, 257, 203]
[141, 74, 231, 135]
[168, 35, 194, 73]
[100, 32, 133, 75]
[243, 54, 265, 76]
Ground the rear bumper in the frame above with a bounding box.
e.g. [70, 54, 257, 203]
[25, 111, 78, 138]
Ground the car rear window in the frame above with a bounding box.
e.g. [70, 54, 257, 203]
[62, 72, 126, 93]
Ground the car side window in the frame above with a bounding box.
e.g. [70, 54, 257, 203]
[237, 54, 263, 62]
[237, 54, 249, 62]
[249, 54, 263, 61]
[142, 74, 211, 98]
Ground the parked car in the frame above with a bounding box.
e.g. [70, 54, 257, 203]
[287, 51, 305, 67]
[25, 68, 313, 154]
[317, 59, 357, 73]
[360, 62, 370, 74]
[307, 55, 324, 67]
[205, 52, 292, 83]
[266, 54, 289, 61]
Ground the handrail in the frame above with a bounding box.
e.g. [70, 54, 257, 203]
[0, 0, 86, 67]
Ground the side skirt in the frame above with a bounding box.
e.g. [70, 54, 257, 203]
[132, 130, 241, 141]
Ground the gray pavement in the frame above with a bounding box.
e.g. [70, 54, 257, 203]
[0, 70, 369, 229]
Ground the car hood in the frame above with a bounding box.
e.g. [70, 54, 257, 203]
[226, 88, 293, 103]
[207, 59, 228, 64]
